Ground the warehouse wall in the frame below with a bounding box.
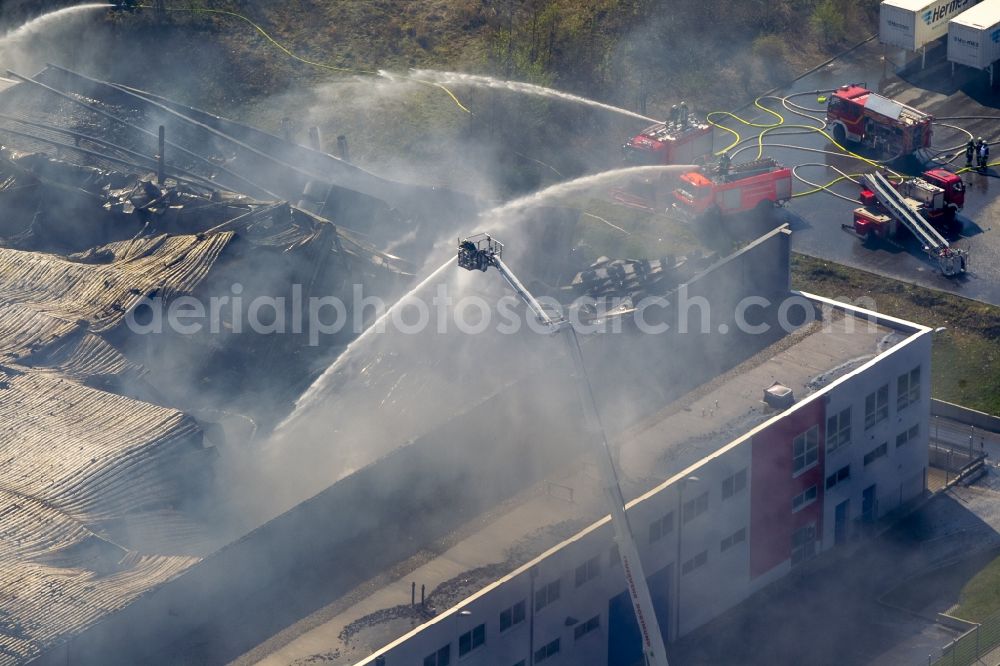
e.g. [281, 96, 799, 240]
[357, 303, 931, 666]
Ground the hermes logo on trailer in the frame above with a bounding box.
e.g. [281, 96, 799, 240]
[922, 0, 975, 25]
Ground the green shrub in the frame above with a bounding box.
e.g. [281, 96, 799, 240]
[810, 0, 847, 44]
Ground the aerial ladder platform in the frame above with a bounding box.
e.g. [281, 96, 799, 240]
[861, 172, 967, 276]
[458, 234, 670, 666]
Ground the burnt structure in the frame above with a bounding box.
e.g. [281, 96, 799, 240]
[0, 68, 426, 665]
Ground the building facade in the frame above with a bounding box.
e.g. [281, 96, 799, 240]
[358, 295, 932, 666]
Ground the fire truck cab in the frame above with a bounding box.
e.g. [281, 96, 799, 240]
[859, 168, 964, 227]
[920, 169, 965, 214]
[826, 85, 933, 158]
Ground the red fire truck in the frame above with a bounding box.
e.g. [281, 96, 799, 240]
[849, 171, 967, 277]
[826, 84, 933, 158]
[672, 158, 793, 218]
[859, 168, 964, 226]
[623, 119, 714, 166]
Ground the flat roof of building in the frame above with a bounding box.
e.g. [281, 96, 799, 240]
[247, 299, 914, 666]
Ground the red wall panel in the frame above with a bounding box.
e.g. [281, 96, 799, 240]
[749, 398, 826, 579]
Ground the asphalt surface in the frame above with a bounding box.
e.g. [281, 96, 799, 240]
[707, 41, 1000, 306]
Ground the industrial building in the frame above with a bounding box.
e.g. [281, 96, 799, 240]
[340, 300, 931, 666]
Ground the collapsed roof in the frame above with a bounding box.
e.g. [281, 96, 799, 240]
[0, 68, 419, 662]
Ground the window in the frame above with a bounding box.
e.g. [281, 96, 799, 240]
[722, 468, 748, 499]
[424, 645, 451, 666]
[575, 555, 601, 588]
[512, 661, 526, 666]
[791, 485, 818, 512]
[865, 385, 889, 429]
[683, 492, 709, 524]
[534, 638, 560, 663]
[574, 615, 600, 640]
[499, 600, 526, 633]
[896, 424, 919, 448]
[648, 511, 674, 543]
[826, 407, 851, 453]
[534, 579, 560, 611]
[793, 425, 819, 474]
[458, 623, 485, 657]
[897, 367, 921, 411]
[825, 464, 850, 490]
[791, 523, 816, 566]
[720, 527, 746, 552]
[681, 550, 708, 574]
[864, 442, 888, 466]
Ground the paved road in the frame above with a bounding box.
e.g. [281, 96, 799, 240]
[708, 41, 1000, 306]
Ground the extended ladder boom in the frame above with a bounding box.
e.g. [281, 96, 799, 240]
[863, 172, 947, 250]
[862, 172, 967, 276]
[457, 233, 670, 666]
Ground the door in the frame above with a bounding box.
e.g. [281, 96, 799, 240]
[608, 564, 671, 666]
[834, 499, 850, 545]
[861, 485, 877, 523]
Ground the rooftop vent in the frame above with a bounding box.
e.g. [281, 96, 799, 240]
[763, 382, 795, 409]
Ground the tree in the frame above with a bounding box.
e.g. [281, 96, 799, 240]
[811, 0, 847, 45]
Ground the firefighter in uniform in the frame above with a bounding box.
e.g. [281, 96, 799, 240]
[718, 151, 731, 180]
[979, 139, 990, 171]
[966, 139, 976, 168]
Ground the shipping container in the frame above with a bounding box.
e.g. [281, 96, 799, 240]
[880, 0, 982, 51]
[948, 0, 1000, 69]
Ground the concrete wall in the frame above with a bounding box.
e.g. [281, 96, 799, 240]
[820, 324, 931, 535]
[932, 398, 1000, 433]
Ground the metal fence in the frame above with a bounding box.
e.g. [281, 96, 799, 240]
[929, 609, 1000, 666]
[929, 416, 989, 485]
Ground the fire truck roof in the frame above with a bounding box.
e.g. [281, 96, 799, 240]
[833, 85, 932, 123]
[636, 120, 710, 144]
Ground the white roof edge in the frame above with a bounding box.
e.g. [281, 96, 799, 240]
[950, 0, 1000, 28]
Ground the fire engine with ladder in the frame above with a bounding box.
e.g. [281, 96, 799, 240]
[826, 84, 934, 159]
[849, 171, 968, 276]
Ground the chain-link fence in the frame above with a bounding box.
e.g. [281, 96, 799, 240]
[929, 416, 989, 488]
[929, 609, 1000, 666]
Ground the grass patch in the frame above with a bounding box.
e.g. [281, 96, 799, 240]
[792, 254, 1000, 416]
[954, 552, 1000, 621]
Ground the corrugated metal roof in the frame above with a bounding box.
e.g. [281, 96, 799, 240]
[0, 233, 231, 663]
[0, 232, 232, 366]
[0, 364, 213, 664]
